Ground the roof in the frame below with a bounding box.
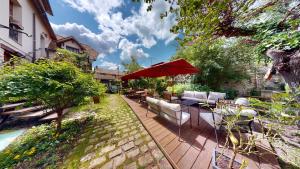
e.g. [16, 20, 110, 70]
[121, 59, 199, 81]
[95, 68, 124, 76]
[56, 35, 99, 60]
[81, 43, 99, 61]
[31, 0, 56, 40]
[56, 36, 86, 50]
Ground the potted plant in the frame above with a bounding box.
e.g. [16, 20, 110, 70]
[211, 90, 299, 169]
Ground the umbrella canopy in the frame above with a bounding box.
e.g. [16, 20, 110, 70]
[121, 59, 199, 81]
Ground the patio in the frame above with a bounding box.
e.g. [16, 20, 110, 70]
[122, 96, 281, 169]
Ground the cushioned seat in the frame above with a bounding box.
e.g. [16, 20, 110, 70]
[159, 100, 190, 125]
[146, 97, 160, 113]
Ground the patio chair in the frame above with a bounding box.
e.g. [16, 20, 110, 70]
[146, 97, 161, 116]
[199, 98, 257, 146]
[159, 100, 191, 140]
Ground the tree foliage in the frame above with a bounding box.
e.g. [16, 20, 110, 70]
[122, 56, 142, 73]
[54, 48, 92, 73]
[0, 59, 104, 131]
[141, 0, 300, 58]
[172, 39, 254, 89]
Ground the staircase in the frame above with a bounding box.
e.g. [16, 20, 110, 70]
[0, 102, 59, 127]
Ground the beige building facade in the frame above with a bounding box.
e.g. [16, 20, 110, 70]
[0, 0, 56, 65]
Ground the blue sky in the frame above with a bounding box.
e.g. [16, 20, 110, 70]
[48, 0, 178, 70]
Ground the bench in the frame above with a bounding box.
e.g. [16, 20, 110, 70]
[146, 97, 191, 139]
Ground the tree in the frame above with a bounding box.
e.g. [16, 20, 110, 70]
[54, 48, 92, 73]
[0, 59, 103, 132]
[122, 56, 142, 73]
[140, 0, 300, 90]
[172, 39, 254, 89]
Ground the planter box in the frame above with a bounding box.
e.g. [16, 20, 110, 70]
[93, 96, 100, 104]
[211, 148, 246, 169]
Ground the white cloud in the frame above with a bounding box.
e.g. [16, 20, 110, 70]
[118, 39, 149, 61]
[98, 60, 119, 70]
[51, 22, 120, 55]
[55, 0, 177, 60]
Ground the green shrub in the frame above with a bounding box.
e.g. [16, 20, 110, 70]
[0, 115, 94, 168]
[219, 88, 239, 100]
[167, 83, 211, 96]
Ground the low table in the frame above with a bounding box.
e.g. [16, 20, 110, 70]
[180, 100, 199, 127]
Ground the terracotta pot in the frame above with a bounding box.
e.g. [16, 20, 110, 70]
[93, 96, 100, 104]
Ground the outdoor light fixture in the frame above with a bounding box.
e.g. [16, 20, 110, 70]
[0, 24, 32, 37]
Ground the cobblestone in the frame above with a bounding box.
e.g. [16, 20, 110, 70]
[89, 156, 106, 169]
[126, 148, 140, 158]
[122, 141, 135, 151]
[140, 145, 148, 153]
[108, 148, 122, 159]
[148, 141, 156, 149]
[138, 153, 154, 167]
[124, 162, 137, 169]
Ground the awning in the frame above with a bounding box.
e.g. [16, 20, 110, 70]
[121, 59, 199, 81]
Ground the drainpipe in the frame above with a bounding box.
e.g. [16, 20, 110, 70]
[32, 13, 36, 63]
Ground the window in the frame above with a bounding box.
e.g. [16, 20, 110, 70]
[9, 0, 22, 44]
[66, 46, 80, 53]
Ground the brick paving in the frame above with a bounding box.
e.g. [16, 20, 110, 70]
[63, 95, 173, 169]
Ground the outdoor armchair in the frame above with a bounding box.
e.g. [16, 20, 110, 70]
[159, 100, 191, 140]
[199, 98, 257, 146]
[146, 96, 191, 140]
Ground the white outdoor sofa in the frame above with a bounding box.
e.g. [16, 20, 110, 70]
[181, 91, 226, 106]
[146, 97, 191, 139]
[199, 98, 257, 145]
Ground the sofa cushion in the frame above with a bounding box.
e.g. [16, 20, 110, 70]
[235, 98, 250, 106]
[146, 97, 160, 112]
[146, 97, 159, 105]
[194, 91, 207, 100]
[182, 91, 194, 98]
[161, 111, 190, 126]
[208, 92, 226, 101]
[182, 97, 201, 102]
[207, 99, 216, 105]
[159, 100, 181, 119]
[214, 107, 257, 117]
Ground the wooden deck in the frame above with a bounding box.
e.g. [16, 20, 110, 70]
[122, 96, 281, 169]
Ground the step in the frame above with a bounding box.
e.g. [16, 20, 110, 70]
[1, 105, 44, 116]
[39, 112, 58, 121]
[16, 109, 53, 119]
[39, 108, 69, 121]
[0, 102, 25, 110]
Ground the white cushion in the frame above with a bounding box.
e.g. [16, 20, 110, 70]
[208, 92, 226, 101]
[207, 100, 216, 105]
[146, 97, 159, 105]
[182, 97, 201, 102]
[214, 107, 257, 117]
[183, 91, 194, 98]
[161, 111, 190, 126]
[235, 98, 250, 106]
[240, 109, 257, 116]
[159, 100, 181, 119]
[194, 91, 207, 99]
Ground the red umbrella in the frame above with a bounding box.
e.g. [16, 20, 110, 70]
[121, 59, 199, 81]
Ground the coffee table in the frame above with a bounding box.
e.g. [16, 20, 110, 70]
[180, 100, 199, 127]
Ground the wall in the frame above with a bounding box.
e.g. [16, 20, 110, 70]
[0, 0, 54, 63]
[60, 40, 82, 52]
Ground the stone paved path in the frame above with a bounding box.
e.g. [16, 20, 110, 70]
[62, 95, 173, 169]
